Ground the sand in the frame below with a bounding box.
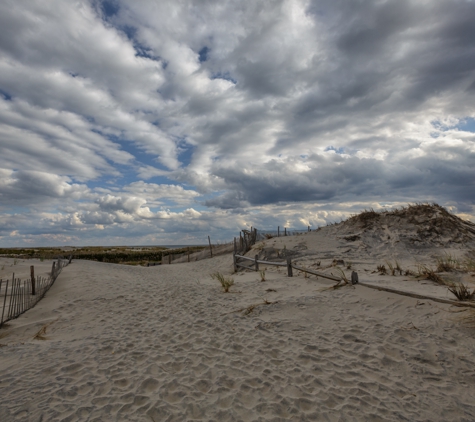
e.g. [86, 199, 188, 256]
[1, 242, 475, 421]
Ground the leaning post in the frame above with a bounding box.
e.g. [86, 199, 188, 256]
[208, 236, 213, 258]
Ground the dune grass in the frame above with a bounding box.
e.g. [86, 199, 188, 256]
[210, 272, 234, 292]
[447, 283, 475, 301]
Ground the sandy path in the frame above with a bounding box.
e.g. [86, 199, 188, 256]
[1, 256, 475, 421]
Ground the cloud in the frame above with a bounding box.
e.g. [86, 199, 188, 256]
[1, 0, 474, 246]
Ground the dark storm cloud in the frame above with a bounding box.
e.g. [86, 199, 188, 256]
[206, 140, 475, 208]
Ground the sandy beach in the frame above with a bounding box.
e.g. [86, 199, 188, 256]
[0, 254, 474, 421]
[1, 205, 475, 421]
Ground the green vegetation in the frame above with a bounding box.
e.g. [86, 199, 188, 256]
[0, 246, 205, 266]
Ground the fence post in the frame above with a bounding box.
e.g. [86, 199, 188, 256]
[1, 279, 8, 326]
[9, 274, 16, 319]
[188, 247, 190, 263]
[30, 265, 35, 295]
[308, 226, 310, 232]
[284, 227, 287, 236]
[208, 236, 213, 258]
[68, 255, 72, 264]
[51, 262, 56, 280]
[168, 254, 171, 264]
[278, 226, 280, 237]
[287, 257, 293, 277]
[255, 255, 259, 271]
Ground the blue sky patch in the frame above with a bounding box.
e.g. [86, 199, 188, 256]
[101, 0, 119, 18]
[456, 117, 475, 133]
[0, 89, 12, 100]
[198, 46, 209, 63]
[325, 146, 345, 154]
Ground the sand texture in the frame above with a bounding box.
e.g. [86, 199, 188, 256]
[1, 251, 475, 421]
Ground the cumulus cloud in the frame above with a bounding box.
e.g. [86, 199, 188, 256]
[1, 0, 474, 246]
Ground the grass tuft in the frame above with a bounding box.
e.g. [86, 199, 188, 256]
[436, 253, 460, 272]
[259, 270, 266, 282]
[416, 264, 448, 285]
[210, 272, 235, 292]
[447, 283, 475, 301]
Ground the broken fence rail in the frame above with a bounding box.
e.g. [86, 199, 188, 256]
[233, 253, 345, 282]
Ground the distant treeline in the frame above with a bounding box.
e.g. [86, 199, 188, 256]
[0, 246, 206, 265]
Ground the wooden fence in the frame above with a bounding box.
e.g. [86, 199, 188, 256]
[0, 258, 68, 328]
[159, 240, 234, 265]
[233, 249, 358, 283]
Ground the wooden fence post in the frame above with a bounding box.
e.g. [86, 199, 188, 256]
[68, 255, 72, 264]
[308, 226, 310, 232]
[255, 255, 259, 271]
[284, 227, 287, 236]
[208, 236, 213, 258]
[51, 262, 56, 279]
[188, 247, 190, 263]
[240, 232, 243, 251]
[30, 265, 35, 295]
[1, 279, 9, 325]
[278, 226, 280, 237]
[168, 254, 171, 264]
[286, 257, 293, 277]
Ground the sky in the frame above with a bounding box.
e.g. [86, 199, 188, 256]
[1, 0, 475, 247]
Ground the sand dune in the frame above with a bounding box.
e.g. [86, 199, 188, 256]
[1, 247, 475, 421]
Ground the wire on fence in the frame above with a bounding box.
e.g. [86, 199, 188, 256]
[0, 258, 69, 329]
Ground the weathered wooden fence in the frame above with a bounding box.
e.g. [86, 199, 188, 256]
[236, 226, 313, 254]
[159, 240, 234, 265]
[233, 229, 358, 284]
[0, 258, 68, 328]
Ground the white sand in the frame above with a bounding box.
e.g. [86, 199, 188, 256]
[1, 243, 475, 421]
